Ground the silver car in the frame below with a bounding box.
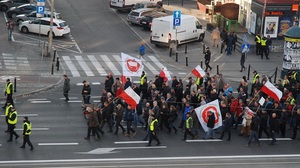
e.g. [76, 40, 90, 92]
[15, 11, 61, 25]
[127, 8, 154, 25]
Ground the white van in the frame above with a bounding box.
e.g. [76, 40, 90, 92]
[150, 15, 205, 47]
[110, 0, 161, 11]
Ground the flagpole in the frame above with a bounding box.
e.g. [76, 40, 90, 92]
[247, 90, 261, 106]
[182, 72, 192, 81]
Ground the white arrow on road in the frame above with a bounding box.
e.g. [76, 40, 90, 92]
[75, 146, 167, 155]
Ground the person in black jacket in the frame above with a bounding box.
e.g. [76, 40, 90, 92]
[279, 107, 288, 137]
[292, 109, 300, 140]
[245, 114, 260, 147]
[204, 47, 212, 72]
[114, 104, 125, 135]
[147, 115, 161, 146]
[258, 109, 270, 138]
[168, 105, 178, 133]
[99, 102, 113, 133]
[81, 80, 91, 104]
[269, 113, 279, 145]
[204, 111, 215, 139]
[220, 112, 232, 141]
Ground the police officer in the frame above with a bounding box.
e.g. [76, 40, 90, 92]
[4, 101, 13, 133]
[251, 71, 260, 97]
[147, 115, 161, 146]
[260, 36, 269, 60]
[20, 116, 34, 150]
[255, 33, 261, 55]
[7, 106, 19, 142]
[3, 79, 14, 109]
[182, 112, 195, 140]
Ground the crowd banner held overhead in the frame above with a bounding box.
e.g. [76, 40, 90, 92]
[117, 87, 140, 109]
[191, 65, 206, 78]
[195, 100, 222, 132]
[159, 67, 172, 82]
[260, 80, 282, 102]
[121, 52, 144, 77]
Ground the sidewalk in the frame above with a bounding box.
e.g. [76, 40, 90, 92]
[0, 31, 63, 99]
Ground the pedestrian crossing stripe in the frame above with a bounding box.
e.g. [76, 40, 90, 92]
[61, 54, 174, 78]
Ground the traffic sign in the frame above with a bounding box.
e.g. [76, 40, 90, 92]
[173, 10, 181, 27]
[241, 44, 250, 53]
[36, 6, 45, 14]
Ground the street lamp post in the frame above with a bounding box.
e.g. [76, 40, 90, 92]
[47, 0, 54, 57]
[260, 0, 267, 35]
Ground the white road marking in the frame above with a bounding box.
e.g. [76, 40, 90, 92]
[259, 138, 292, 141]
[178, 72, 187, 75]
[59, 97, 79, 100]
[148, 55, 166, 71]
[67, 100, 82, 103]
[62, 56, 80, 77]
[100, 55, 121, 76]
[31, 101, 51, 104]
[0, 114, 39, 117]
[91, 82, 101, 85]
[186, 139, 223, 142]
[93, 100, 100, 103]
[87, 55, 107, 76]
[75, 55, 94, 76]
[27, 98, 48, 101]
[213, 53, 224, 62]
[114, 141, 148, 144]
[112, 55, 122, 66]
[140, 57, 159, 74]
[38, 143, 79, 146]
[15, 128, 49, 131]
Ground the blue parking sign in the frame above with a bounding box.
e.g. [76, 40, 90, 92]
[36, 6, 45, 14]
[173, 10, 181, 27]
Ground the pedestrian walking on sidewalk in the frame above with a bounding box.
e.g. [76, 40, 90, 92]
[20, 116, 34, 150]
[240, 52, 246, 72]
[63, 75, 70, 101]
[204, 47, 212, 72]
[6, 19, 15, 41]
[211, 27, 220, 47]
[139, 42, 145, 59]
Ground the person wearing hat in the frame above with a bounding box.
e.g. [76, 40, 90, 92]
[204, 111, 215, 139]
[204, 47, 212, 72]
[147, 114, 161, 146]
[63, 75, 70, 101]
[258, 108, 270, 138]
[182, 112, 195, 140]
[3, 79, 14, 109]
[20, 116, 34, 150]
[7, 106, 19, 142]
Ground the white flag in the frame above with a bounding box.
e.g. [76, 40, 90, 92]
[195, 100, 222, 132]
[122, 52, 144, 77]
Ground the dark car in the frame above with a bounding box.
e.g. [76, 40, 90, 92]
[139, 12, 167, 30]
[0, 0, 30, 12]
[6, 3, 35, 18]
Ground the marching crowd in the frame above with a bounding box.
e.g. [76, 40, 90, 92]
[78, 69, 300, 146]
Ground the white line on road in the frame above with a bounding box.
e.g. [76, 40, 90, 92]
[100, 55, 121, 76]
[91, 82, 101, 85]
[114, 141, 148, 144]
[75, 55, 94, 76]
[259, 138, 292, 141]
[31, 101, 51, 104]
[140, 57, 159, 75]
[213, 53, 224, 62]
[186, 139, 223, 142]
[148, 56, 165, 70]
[87, 55, 107, 76]
[112, 54, 122, 66]
[59, 97, 79, 100]
[15, 128, 49, 131]
[38, 143, 79, 146]
[67, 100, 82, 103]
[1, 114, 38, 117]
[27, 98, 48, 101]
[62, 56, 81, 77]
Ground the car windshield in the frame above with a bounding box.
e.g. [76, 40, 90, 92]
[129, 11, 139, 17]
[134, 4, 144, 9]
[143, 16, 152, 21]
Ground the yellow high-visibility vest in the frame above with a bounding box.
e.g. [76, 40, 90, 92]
[23, 122, 31, 135]
[140, 75, 146, 85]
[252, 73, 259, 83]
[261, 39, 267, 46]
[186, 117, 193, 129]
[5, 104, 13, 116]
[255, 36, 261, 43]
[150, 119, 158, 131]
[6, 82, 13, 94]
[8, 110, 17, 125]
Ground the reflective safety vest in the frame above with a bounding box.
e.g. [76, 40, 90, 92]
[196, 78, 201, 86]
[8, 110, 17, 125]
[261, 39, 267, 46]
[186, 116, 193, 129]
[252, 73, 259, 83]
[293, 72, 298, 80]
[140, 75, 146, 85]
[150, 119, 158, 131]
[6, 82, 13, 94]
[255, 36, 261, 43]
[23, 122, 31, 135]
[5, 104, 13, 116]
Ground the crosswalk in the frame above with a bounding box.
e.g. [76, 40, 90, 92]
[60, 53, 187, 78]
[0, 53, 30, 70]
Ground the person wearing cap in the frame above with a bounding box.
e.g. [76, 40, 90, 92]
[204, 111, 215, 139]
[182, 112, 196, 141]
[4, 101, 13, 133]
[63, 75, 70, 101]
[3, 79, 14, 109]
[147, 115, 161, 146]
[20, 116, 34, 150]
[258, 108, 270, 138]
[7, 106, 19, 142]
[82, 80, 91, 104]
[204, 47, 212, 72]
[114, 104, 125, 135]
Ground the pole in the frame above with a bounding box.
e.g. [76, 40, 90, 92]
[47, 0, 54, 57]
[247, 64, 251, 80]
[185, 45, 187, 54]
[169, 47, 172, 57]
[274, 67, 278, 83]
[176, 52, 178, 62]
[186, 54, 188, 66]
[203, 44, 205, 54]
[201, 60, 203, 68]
[14, 77, 16, 92]
[51, 49, 56, 75]
[260, 0, 267, 34]
[217, 64, 219, 75]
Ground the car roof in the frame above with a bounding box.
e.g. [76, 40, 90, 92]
[17, 3, 35, 8]
[40, 17, 65, 23]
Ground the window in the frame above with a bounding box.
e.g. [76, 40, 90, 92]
[195, 21, 202, 29]
[41, 20, 50, 26]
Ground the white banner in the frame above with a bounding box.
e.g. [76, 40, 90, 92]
[195, 100, 222, 132]
[121, 52, 144, 77]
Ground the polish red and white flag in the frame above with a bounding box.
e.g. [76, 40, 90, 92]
[260, 80, 282, 102]
[120, 75, 127, 85]
[117, 87, 140, 109]
[191, 65, 206, 78]
[159, 67, 171, 82]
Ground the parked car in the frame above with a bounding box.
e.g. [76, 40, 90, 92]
[0, 0, 30, 12]
[139, 11, 167, 30]
[127, 8, 154, 25]
[15, 11, 61, 25]
[131, 1, 164, 12]
[110, 0, 161, 11]
[18, 18, 70, 37]
[6, 3, 36, 18]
